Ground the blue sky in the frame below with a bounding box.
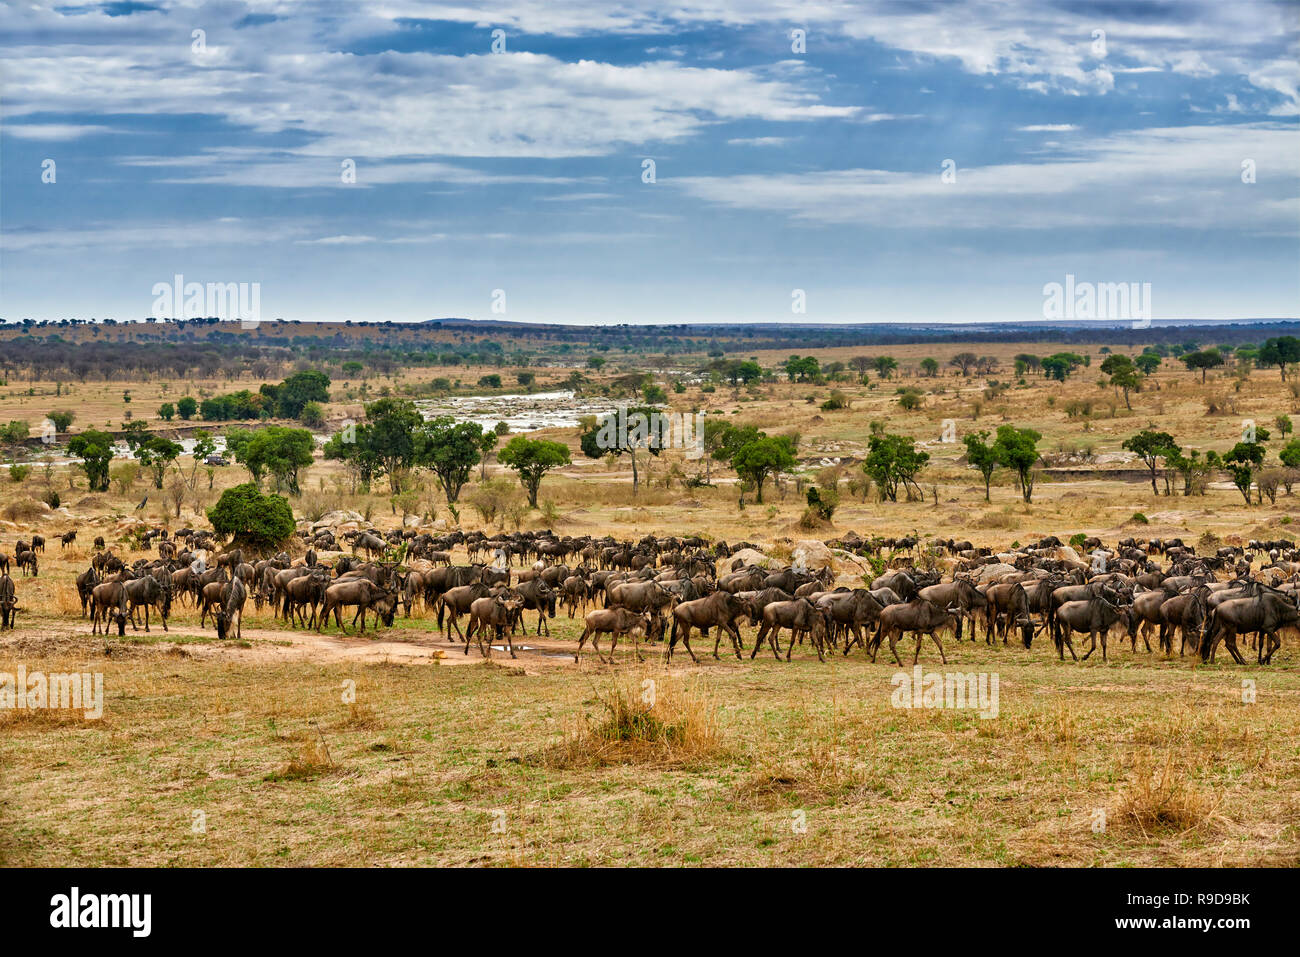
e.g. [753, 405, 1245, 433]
[1, 0, 1297, 324]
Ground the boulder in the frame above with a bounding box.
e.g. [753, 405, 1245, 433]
[311, 509, 365, 531]
[973, 562, 1020, 583]
[724, 547, 778, 570]
[790, 539, 835, 572]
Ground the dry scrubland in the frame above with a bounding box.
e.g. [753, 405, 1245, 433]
[1, 338, 1299, 866]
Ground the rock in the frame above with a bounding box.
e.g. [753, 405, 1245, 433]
[311, 509, 365, 531]
[725, 547, 778, 570]
[973, 562, 1019, 583]
[791, 539, 835, 572]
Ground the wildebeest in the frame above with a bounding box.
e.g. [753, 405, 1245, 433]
[215, 576, 248, 642]
[871, 600, 961, 665]
[124, 572, 171, 632]
[90, 581, 128, 637]
[667, 590, 750, 662]
[750, 598, 831, 661]
[513, 577, 557, 636]
[30, 534, 45, 553]
[575, 606, 652, 663]
[318, 578, 398, 634]
[1052, 597, 1135, 662]
[15, 549, 37, 577]
[464, 593, 526, 658]
[0, 573, 16, 629]
[1202, 590, 1300, 665]
[60, 531, 76, 548]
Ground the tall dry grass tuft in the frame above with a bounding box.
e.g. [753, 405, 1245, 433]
[1115, 751, 1218, 836]
[268, 724, 336, 780]
[539, 669, 724, 769]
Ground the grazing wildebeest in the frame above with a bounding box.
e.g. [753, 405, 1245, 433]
[750, 598, 831, 661]
[15, 549, 37, 577]
[90, 581, 128, 637]
[60, 531, 76, 548]
[124, 572, 171, 632]
[0, 573, 16, 629]
[30, 534, 45, 553]
[215, 576, 248, 642]
[1201, 591, 1300, 665]
[318, 579, 398, 634]
[667, 591, 751, 662]
[1053, 597, 1135, 662]
[575, 607, 652, 663]
[871, 600, 961, 665]
[0, 553, 8, 575]
[464, 594, 526, 658]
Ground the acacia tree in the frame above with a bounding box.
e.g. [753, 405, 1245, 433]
[949, 352, 977, 376]
[963, 430, 999, 502]
[1123, 429, 1179, 496]
[1222, 441, 1266, 504]
[730, 434, 797, 504]
[68, 429, 114, 491]
[992, 425, 1041, 503]
[579, 406, 663, 495]
[418, 415, 483, 503]
[136, 436, 183, 489]
[498, 437, 571, 507]
[1101, 354, 1141, 409]
[863, 433, 929, 502]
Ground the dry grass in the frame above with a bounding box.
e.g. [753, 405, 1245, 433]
[1115, 751, 1219, 837]
[540, 669, 725, 769]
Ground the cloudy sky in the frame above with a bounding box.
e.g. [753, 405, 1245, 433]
[1, 0, 1297, 324]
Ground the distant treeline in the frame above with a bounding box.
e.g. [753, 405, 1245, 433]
[0, 317, 1297, 381]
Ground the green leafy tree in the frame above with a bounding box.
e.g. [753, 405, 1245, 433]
[418, 416, 483, 503]
[1122, 429, 1180, 496]
[120, 419, 150, 451]
[730, 434, 797, 504]
[1222, 441, 1266, 504]
[361, 398, 425, 494]
[1134, 353, 1162, 375]
[783, 355, 820, 382]
[48, 410, 75, 433]
[992, 425, 1041, 503]
[862, 433, 929, 502]
[580, 406, 663, 494]
[1258, 336, 1300, 380]
[207, 483, 296, 551]
[919, 357, 939, 377]
[229, 426, 315, 494]
[176, 396, 198, 420]
[1041, 353, 1084, 382]
[872, 356, 899, 379]
[1180, 348, 1224, 382]
[262, 369, 330, 419]
[68, 429, 114, 492]
[158, 402, 175, 422]
[498, 437, 571, 507]
[136, 435, 183, 489]
[1100, 354, 1141, 409]
[963, 430, 999, 502]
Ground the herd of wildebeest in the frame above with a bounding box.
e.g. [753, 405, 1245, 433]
[0, 524, 1298, 667]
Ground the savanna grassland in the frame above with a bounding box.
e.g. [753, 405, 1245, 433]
[1, 321, 1299, 867]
